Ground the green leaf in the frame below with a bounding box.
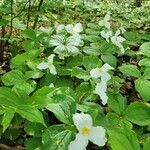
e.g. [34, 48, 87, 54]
[83, 55, 102, 70]
[143, 68, 150, 79]
[108, 93, 127, 114]
[139, 58, 150, 67]
[42, 125, 74, 150]
[143, 137, 150, 150]
[126, 102, 150, 126]
[101, 54, 117, 68]
[25, 71, 44, 79]
[2, 108, 15, 132]
[25, 138, 42, 150]
[135, 79, 150, 101]
[17, 105, 46, 126]
[119, 65, 141, 78]
[139, 42, 150, 57]
[2, 70, 24, 86]
[71, 67, 90, 81]
[108, 128, 140, 150]
[20, 29, 36, 40]
[46, 94, 76, 125]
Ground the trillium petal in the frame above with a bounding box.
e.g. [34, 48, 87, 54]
[55, 24, 65, 33]
[66, 24, 74, 34]
[67, 35, 81, 46]
[95, 81, 107, 94]
[49, 65, 57, 75]
[37, 62, 48, 70]
[48, 54, 55, 64]
[74, 23, 83, 33]
[53, 45, 66, 54]
[49, 35, 65, 46]
[67, 45, 79, 53]
[73, 113, 93, 132]
[89, 126, 107, 147]
[68, 133, 88, 150]
[102, 63, 114, 72]
[101, 73, 111, 82]
[100, 91, 108, 105]
[90, 68, 101, 78]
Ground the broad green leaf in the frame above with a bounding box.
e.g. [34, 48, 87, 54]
[71, 67, 90, 81]
[2, 70, 24, 86]
[108, 128, 140, 150]
[25, 138, 42, 150]
[2, 108, 15, 132]
[143, 68, 150, 79]
[108, 93, 127, 114]
[25, 70, 44, 79]
[20, 29, 36, 40]
[83, 55, 102, 70]
[42, 125, 74, 150]
[101, 54, 117, 68]
[143, 137, 150, 150]
[139, 58, 150, 67]
[139, 42, 150, 57]
[46, 94, 76, 125]
[126, 102, 150, 126]
[119, 65, 141, 78]
[17, 105, 46, 126]
[135, 79, 150, 101]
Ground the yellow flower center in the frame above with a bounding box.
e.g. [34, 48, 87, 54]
[81, 127, 90, 136]
[48, 62, 52, 67]
[99, 68, 106, 74]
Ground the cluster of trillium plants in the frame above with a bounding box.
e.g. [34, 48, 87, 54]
[36, 13, 127, 149]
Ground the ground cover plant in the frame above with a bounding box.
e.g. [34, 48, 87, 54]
[0, 0, 150, 150]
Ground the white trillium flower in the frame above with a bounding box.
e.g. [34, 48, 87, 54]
[99, 12, 111, 29]
[55, 24, 65, 33]
[111, 29, 126, 53]
[66, 23, 83, 35]
[90, 63, 114, 82]
[95, 81, 108, 105]
[101, 30, 112, 42]
[49, 34, 81, 58]
[68, 113, 107, 150]
[37, 54, 57, 75]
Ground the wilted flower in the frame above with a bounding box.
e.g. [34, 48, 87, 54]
[99, 12, 111, 29]
[90, 63, 113, 82]
[68, 113, 107, 150]
[95, 81, 108, 105]
[37, 54, 57, 75]
[66, 23, 83, 35]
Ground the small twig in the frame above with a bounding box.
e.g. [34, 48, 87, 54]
[13, 1, 28, 19]
[0, 144, 24, 150]
[32, 0, 44, 29]
[9, 0, 13, 37]
[27, 0, 31, 28]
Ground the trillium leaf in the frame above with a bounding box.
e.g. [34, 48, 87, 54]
[126, 102, 150, 126]
[135, 79, 150, 101]
[119, 65, 141, 78]
[42, 125, 74, 150]
[108, 128, 140, 150]
[46, 93, 76, 125]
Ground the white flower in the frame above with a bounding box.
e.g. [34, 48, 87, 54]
[55, 24, 65, 33]
[100, 30, 112, 42]
[95, 81, 108, 105]
[111, 29, 126, 53]
[66, 23, 83, 35]
[99, 12, 111, 29]
[68, 113, 107, 150]
[90, 63, 113, 82]
[49, 34, 81, 58]
[37, 54, 57, 75]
